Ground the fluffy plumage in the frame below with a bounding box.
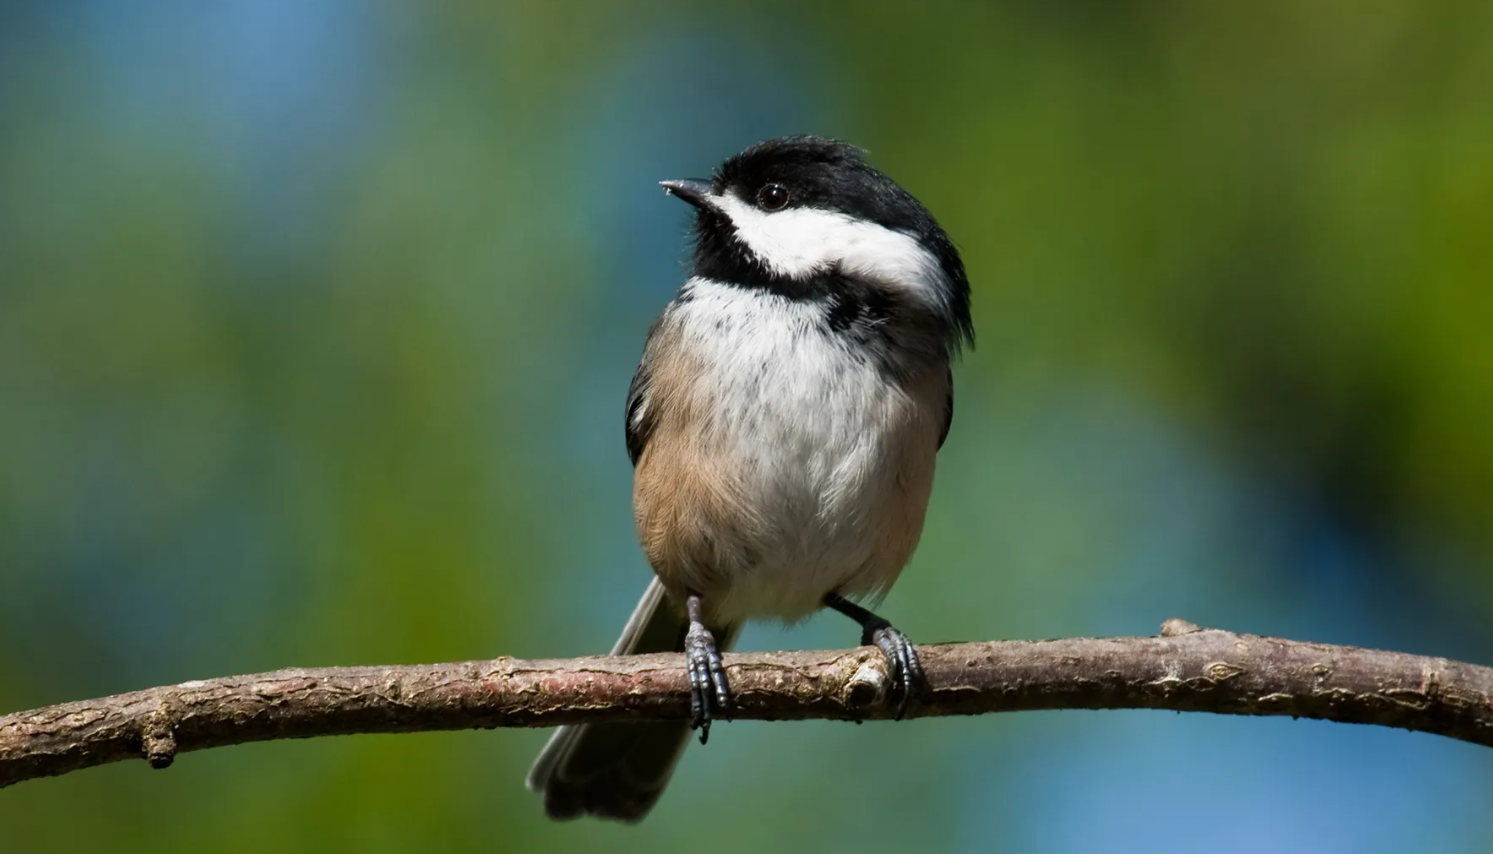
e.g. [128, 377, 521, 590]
[528, 135, 972, 823]
[633, 278, 946, 623]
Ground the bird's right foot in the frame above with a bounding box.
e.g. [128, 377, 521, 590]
[685, 595, 731, 743]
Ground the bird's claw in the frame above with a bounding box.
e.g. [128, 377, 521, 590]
[685, 621, 731, 743]
[863, 620, 925, 719]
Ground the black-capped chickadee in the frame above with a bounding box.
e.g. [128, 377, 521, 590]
[527, 136, 973, 822]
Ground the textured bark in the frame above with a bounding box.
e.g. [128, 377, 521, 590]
[4, 621, 1492, 789]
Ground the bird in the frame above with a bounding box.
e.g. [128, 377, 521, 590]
[526, 135, 973, 822]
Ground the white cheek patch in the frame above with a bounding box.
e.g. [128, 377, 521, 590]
[709, 192, 947, 306]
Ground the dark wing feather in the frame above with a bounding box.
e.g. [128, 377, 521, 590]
[937, 365, 954, 450]
[625, 357, 653, 467]
[626, 315, 670, 466]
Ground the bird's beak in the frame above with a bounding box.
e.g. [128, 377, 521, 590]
[659, 178, 714, 210]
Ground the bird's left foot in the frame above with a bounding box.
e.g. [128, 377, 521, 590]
[823, 592, 926, 719]
[861, 619, 925, 719]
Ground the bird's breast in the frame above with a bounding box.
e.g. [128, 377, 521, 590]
[632, 281, 946, 623]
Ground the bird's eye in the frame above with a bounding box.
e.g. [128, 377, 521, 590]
[757, 183, 790, 211]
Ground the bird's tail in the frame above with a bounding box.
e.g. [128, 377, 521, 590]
[526, 578, 739, 822]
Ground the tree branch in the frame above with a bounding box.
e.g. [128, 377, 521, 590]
[5, 621, 1492, 789]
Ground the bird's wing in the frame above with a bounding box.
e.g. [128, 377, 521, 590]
[624, 319, 663, 467]
[937, 364, 954, 450]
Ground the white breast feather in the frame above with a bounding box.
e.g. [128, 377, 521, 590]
[668, 279, 919, 621]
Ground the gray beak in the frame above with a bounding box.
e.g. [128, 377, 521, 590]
[659, 178, 714, 209]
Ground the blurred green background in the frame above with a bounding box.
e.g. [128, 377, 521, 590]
[3, 1, 1493, 851]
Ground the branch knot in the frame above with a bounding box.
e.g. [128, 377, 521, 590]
[142, 705, 177, 770]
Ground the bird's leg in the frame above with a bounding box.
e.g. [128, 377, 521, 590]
[684, 593, 731, 744]
[823, 592, 925, 719]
